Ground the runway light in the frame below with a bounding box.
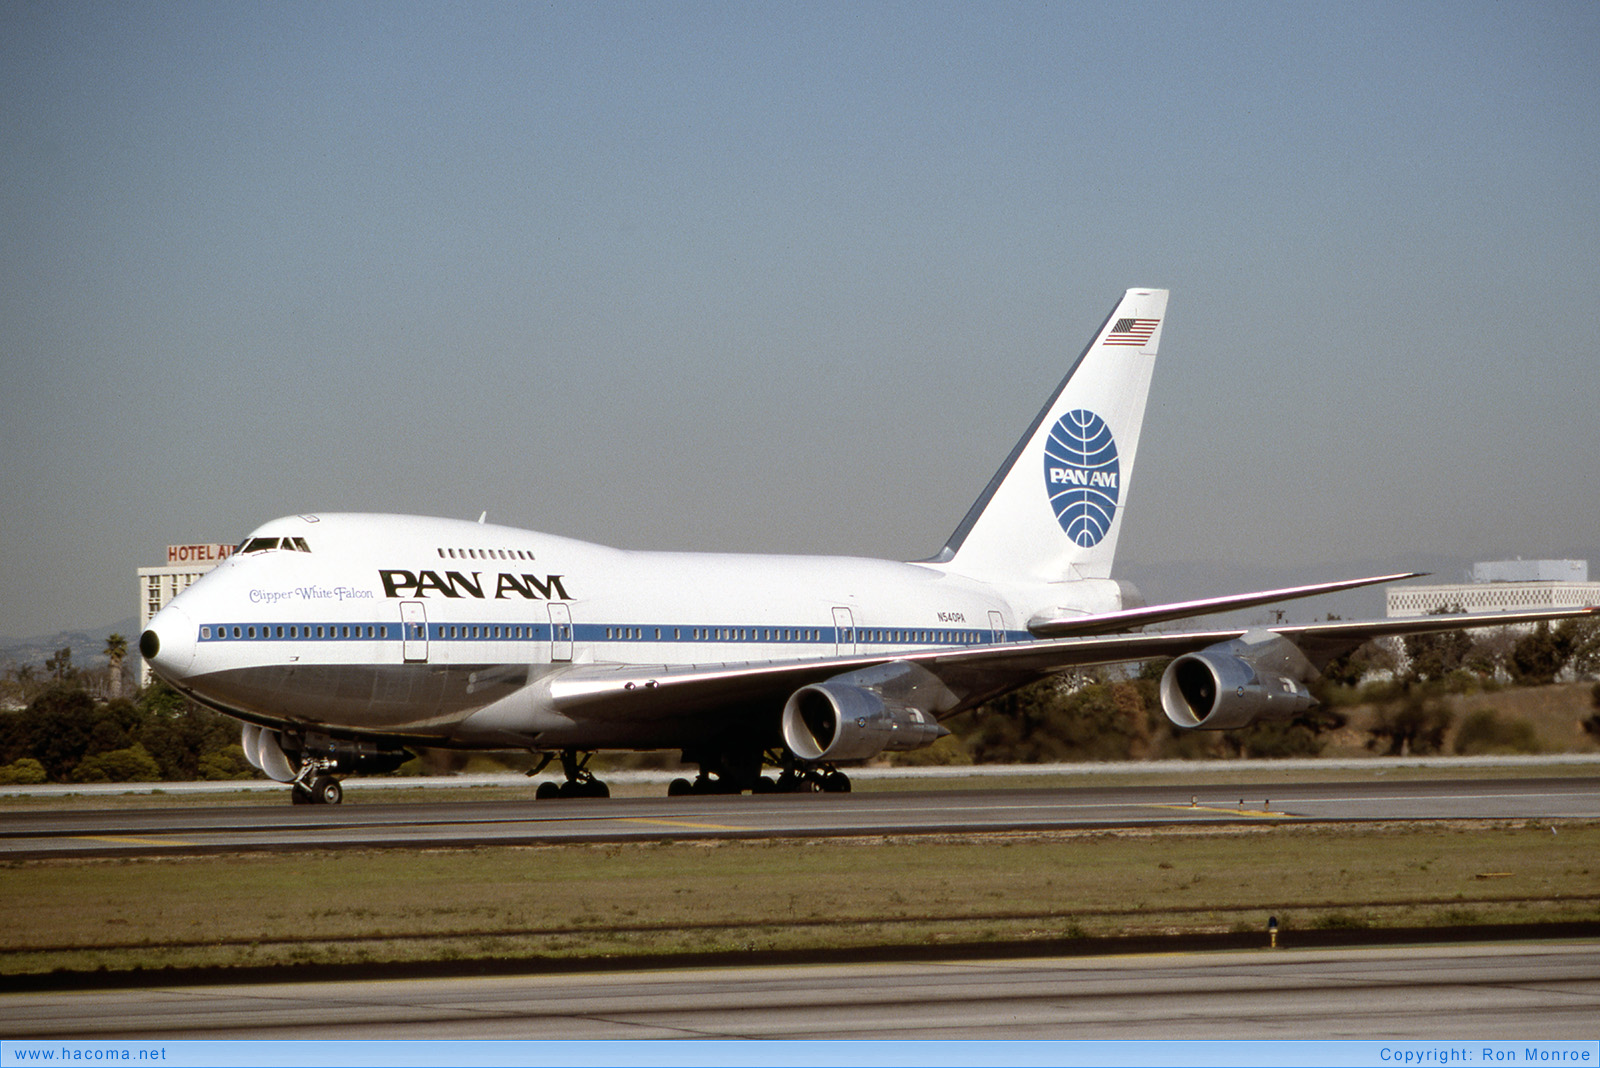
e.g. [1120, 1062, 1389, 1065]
[1268, 915, 1279, 950]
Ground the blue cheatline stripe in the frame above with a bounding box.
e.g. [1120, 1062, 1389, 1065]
[197, 620, 1034, 647]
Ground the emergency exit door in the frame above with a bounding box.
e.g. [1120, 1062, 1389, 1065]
[833, 607, 856, 655]
[548, 603, 573, 662]
[401, 601, 428, 662]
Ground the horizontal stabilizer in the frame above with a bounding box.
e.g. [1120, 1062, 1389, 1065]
[1027, 572, 1426, 637]
[1274, 605, 1600, 668]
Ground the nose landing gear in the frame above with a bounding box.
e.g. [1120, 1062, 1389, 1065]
[290, 758, 344, 805]
[292, 773, 344, 805]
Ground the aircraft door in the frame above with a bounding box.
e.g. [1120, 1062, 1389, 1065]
[548, 602, 573, 662]
[833, 607, 856, 656]
[401, 601, 428, 662]
[988, 610, 1006, 645]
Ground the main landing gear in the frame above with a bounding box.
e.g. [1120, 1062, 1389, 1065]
[524, 747, 851, 799]
[667, 748, 852, 796]
[667, 766, 850, 795]
[528, 749, 611, 799]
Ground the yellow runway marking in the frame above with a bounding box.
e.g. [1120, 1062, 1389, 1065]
[72, 835, 199, 846]
[1146, 804, 1293, 820]
[616, 818, 757, 832]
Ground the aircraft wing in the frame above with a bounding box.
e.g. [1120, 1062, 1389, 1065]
[1026, 573, 1424, 637]
[543, 604, 1598, 721]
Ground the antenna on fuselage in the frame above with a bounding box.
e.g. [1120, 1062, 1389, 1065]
[478, 511, 488, 524]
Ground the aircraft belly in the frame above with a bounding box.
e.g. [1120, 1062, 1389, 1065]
[181, 662, 544, 739]
[449, 666, 779, 750]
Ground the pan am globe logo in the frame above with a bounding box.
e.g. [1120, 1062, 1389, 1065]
[1043, 409, 1120, 547]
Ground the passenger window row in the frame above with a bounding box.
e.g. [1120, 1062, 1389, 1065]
[199, 623, 988, 645]
[861, 630, 980, 645]
[600, 627, 981, 644]
[438, 625, 539, 639]
[437, 547, 535, 561]
[203, 624, 387, 640]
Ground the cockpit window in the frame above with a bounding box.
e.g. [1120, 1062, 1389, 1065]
[236, 536, 312, 553]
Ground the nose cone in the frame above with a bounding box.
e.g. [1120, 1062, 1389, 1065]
[141, 602, 197, 682]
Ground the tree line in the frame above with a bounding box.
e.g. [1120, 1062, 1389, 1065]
[904, 616, 1600, 764]
[0, 643, 252, 784]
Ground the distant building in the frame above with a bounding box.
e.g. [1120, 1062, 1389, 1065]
[1470, 559, 1588, 584]
[1387, 559, 1600, 619]
[137, 543, 234, 685]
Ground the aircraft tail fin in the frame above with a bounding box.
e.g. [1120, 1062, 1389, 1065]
[933, 287, 1168, 583]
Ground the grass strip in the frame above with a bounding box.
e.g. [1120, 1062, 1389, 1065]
[2, 820, 1596, 976]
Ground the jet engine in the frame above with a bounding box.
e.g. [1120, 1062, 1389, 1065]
[1159, 631, 1317, 731]
[781, 683, 946, 761]
[781, 662, 954, 762]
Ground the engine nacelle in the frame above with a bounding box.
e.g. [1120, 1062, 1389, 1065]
[782, 678, 949, 763]
[1160, 632, 1318, 731]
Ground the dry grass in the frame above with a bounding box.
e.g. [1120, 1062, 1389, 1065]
[1324, 682, 1600, 758]
[2, 821, 1596, 975]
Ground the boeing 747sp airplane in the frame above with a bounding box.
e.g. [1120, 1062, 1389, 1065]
[140, 288, 1592, 803]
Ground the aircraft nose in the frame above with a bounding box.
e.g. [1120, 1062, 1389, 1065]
[141, 603, 197, 681]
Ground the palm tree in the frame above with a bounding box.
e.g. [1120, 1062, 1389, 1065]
[105, 634, 127, 699]
[45, 647, 75, 684]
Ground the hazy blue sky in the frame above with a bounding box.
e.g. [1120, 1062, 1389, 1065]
[3, 1, 1597, 639]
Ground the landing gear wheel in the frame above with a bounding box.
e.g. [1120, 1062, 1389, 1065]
[532, 750, 611, 799]
[821, 770, 851, 793]
[291, 786, 312, 805]
[668, 777, 693, 797]
[311, 776, 343, 805]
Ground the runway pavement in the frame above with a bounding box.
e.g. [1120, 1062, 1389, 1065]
[3, 776, 1597, 859]
[6, 942, 1597, 1039]
[6, 776, 1597, 1043]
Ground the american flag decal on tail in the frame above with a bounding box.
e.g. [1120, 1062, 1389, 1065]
[1103, 317, 1159, 346]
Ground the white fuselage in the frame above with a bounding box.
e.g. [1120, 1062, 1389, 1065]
[144, 511, 1127, 749]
